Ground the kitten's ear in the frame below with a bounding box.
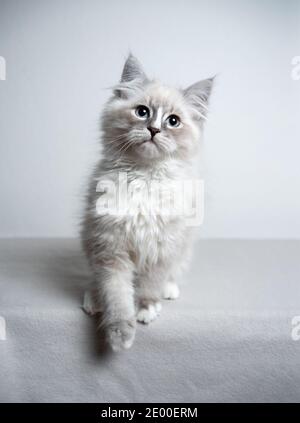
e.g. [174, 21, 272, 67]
[121, 54, 147, 82]
[183, 77, 214, 119]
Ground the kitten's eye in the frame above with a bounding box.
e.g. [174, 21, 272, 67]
[167, 114, 180, 127]
[135, 105, 150, 119]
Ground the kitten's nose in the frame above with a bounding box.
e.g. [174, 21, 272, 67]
[147, 126, 160, 138]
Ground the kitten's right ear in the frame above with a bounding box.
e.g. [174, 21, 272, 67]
[114, 54, 148, 98]
[120, 54, 147, 82]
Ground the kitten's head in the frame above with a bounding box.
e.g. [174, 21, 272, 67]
[101, 54, 213, 163]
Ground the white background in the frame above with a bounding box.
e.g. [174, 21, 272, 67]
[0, 0, 299, 238]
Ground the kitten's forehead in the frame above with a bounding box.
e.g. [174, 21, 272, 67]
[143, 82, 184, 112]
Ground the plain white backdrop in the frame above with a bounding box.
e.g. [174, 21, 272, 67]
[0, 0, 299, 238]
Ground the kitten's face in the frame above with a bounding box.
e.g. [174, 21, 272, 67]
[102, 55, 213, 163]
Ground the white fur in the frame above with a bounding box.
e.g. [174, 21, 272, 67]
[82, 290, 102, 315]
[163, 282, 180, 300]
[81, 54, 213, 351]
[136, 303, 161, 324]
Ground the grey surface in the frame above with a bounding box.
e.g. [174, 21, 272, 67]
[0, 239, 300, 402]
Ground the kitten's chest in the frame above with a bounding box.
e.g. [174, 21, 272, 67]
[125, 177, 179, 220]
[124, 179, 186, 267]
[126, 213, 183, 269]
[96, 167, 195, 266]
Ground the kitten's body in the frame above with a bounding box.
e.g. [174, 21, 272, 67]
[81, 55, 213, 351]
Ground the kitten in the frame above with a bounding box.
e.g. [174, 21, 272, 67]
[81, 54, 213, 351]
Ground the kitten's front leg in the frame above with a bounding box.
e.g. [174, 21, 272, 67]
[134, 268, 166, 324]
[93, 262, 136, 351]
[161, 236, 194, 300]
[162, 280, 180, 300]
[136, 298, 162, 324]
[83, 288, 102, 315]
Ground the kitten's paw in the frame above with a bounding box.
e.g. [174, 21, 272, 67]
[106, 319, 136, 352]
[137, 302, 161, 324]
[82, 290, 101, 316]
[163, 282, 180, 300]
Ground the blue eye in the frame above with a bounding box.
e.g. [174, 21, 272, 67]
[135, 105, 150, 119]
[167, 114, 180, 127]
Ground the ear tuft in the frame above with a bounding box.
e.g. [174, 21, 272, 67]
[183, 77, 214, 119]
[121, 53, 147, 82]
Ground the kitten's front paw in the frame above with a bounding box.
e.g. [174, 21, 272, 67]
[163, 282, 180, 300]
[137, 302, 162, 324]
[106, 319, 136, 352]
[82, 290, 102, 316]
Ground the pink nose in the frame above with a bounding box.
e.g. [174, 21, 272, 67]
[147, 126, 160, 138]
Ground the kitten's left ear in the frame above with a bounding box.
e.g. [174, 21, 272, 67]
[121, 54, 147, 82]
[183, 77, 214, 119]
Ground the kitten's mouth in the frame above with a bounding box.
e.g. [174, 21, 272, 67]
[143, 138, 157, 145]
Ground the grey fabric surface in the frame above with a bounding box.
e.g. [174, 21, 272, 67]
[0, 239, 300, 403]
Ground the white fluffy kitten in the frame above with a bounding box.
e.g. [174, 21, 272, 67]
[81, 54, 213, 351]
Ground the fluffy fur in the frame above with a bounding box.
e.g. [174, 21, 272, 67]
[81, 54, 213, 351]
